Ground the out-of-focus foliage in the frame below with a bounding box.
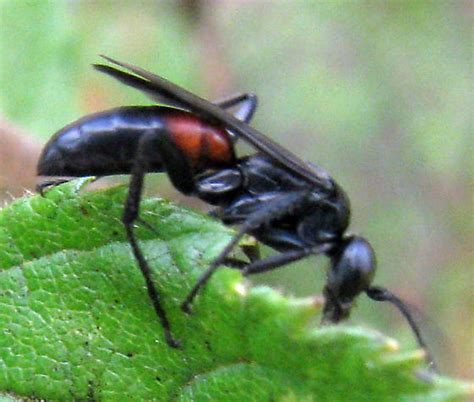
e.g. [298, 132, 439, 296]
[0, 1, 472, 380]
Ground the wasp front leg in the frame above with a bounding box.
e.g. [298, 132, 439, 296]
[181, 190, 311, 313]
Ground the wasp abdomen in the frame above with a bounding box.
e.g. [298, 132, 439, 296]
[38, 106, 234, 177]
[164, 113, 234, 169]
[38, 106, 167, 176]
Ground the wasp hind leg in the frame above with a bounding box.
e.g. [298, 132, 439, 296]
[36, 178, 76, 196]
[36, 176, 105, 196]
[215, 93, 258, 123]
[123, 128, 199, 349]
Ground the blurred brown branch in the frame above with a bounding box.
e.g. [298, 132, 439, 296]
[0, 116, 42, 203]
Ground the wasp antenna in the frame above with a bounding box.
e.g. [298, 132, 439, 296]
[366, 286, 438, 372]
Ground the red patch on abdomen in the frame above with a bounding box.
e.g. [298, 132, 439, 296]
[165, 111, 234, 168]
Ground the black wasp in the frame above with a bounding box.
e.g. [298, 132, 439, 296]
[37, 56, 435, 369]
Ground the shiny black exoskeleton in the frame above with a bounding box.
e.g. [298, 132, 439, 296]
[37, 56, 435, 369]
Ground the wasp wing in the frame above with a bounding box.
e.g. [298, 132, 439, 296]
[94, 63, 184, 109]
[94, 55, 330, 188]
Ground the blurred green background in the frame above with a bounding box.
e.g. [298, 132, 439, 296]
[0, 1, 472, 379]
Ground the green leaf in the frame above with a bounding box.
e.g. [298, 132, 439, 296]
[0, 179, 471, 401]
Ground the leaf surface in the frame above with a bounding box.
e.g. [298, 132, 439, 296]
[0, 179, 471, 401]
